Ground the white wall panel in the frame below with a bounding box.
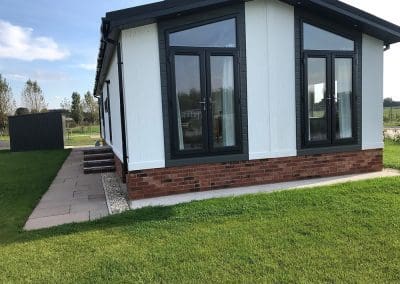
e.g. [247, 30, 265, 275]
[246, 0, 297, 159]
[121, 24, 165, 171]
[362, 34, 384, 150]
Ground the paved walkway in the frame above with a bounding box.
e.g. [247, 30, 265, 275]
[24, 149, 109, 231]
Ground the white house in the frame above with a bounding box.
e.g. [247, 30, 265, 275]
[93, 0, 400, 203]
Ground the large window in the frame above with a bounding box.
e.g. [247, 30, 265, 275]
[301, 21, 357, 148]
[167, 17, 241, 158]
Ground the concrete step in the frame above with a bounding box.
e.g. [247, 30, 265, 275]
[83, 147, 112, 155]
[84, 153, 114, 161]
[84, 165, 115, 174]
[84, 159, 114, 168]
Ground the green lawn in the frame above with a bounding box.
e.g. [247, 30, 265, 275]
[65, 124, 100, 147]
[67, 124, 100, 135]
[384, 106, 400, 127]
[0, 149, 70, 241]
[1, 149, 400, 282]
[64, 134, 100, 147]
[384, 139, 400, 169]
[0, 135, 9, 141]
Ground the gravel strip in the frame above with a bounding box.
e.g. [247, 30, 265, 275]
[101, 172, 129, 214]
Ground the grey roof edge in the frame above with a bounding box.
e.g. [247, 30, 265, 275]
[93, 0, 400, 96]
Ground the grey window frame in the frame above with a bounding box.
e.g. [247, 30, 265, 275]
[295, 8, 363, 155]
[158, 3, 248, 167]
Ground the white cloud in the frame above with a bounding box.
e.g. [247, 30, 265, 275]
[0, 20, 69, 61]
[4, 70, 69, 82]
[78, 63, 96, 71]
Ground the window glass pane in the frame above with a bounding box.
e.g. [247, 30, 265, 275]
[169, 18, 236, 48]
[174, 55, 203, 150]
[303, 23, 354, 51]
[307, 58, 327, 142]
[210, 56, 236, 147]
[335, 58, 353, 139]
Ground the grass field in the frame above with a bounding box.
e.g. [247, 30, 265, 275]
[0, 135, 9, 141]
[384, 106, 400, 127]
[65, 124, 100, 147]
[384, 139, 400, 169]
[0, 149, 70, 241]
[1, 145, 400, 282]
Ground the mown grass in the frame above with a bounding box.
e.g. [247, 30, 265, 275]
[1, 148, 400, 282]
[0, 135, 9, 141]
[65, 124, 100, 146]
[384, 106, 400, 127]
[384, 139, 400, 169]
[64, 134, 100, 147]
[0, 149, 70, 241]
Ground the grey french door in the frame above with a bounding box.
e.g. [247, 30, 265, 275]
[303, 52, 355, 147]
[170, 49, 240, 157]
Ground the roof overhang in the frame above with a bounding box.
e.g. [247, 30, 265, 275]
[93, 0, 400, 96]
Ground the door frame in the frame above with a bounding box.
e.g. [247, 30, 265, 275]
[168, 47, 242, 158]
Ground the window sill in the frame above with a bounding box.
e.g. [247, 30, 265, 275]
[165, 153, 249, 167]
[297, 144, 361, 156]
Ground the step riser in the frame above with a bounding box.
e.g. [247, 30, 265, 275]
[84, 166, 116, 174]
[84, 154, 114, 161]
[84, 160, 114, 167]
[83, 150, 113, 155]
[83, 147, 113, 155]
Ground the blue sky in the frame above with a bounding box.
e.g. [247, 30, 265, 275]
[0, 0, 158, 109]
[0, 0, 399, 109]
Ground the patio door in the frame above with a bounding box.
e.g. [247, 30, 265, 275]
[170, 49, 239, 157]
[303, 52, 355, 147]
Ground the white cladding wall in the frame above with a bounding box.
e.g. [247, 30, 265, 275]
[121, 24, 165, 171]
[362, 34, 384, 150]
[115, 2, 384, 171]
[102, 51, 124, 161]
[245, 0, 297, 160]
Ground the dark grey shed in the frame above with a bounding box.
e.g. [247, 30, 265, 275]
[8, 111, 65, 152]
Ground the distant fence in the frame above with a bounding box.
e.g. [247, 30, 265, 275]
[8, 112, 65, 152]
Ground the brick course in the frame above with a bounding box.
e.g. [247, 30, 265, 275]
[124, 149, 382, 200]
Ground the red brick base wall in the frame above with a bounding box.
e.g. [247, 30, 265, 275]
[126, 149, 382, 200]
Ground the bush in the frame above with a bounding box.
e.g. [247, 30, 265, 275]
[384, 129, 400, 143]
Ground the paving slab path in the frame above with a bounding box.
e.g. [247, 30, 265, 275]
[24, 149, 109, 231]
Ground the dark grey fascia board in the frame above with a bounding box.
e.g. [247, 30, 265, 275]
[94, 29, 120, 97]
[108, 0, 244, 31]
[106, 0, 400, 44]
[282, 0, 400, 44]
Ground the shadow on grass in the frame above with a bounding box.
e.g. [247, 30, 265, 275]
[6, 192, 253, 246]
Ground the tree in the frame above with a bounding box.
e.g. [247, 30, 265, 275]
[0, 74, 15, 132]
[21, 79, 47, 113]
[60, 97, 71, 112]
[83, 91, 99, 124]
[384, 97, 400, 108]
[15, 107, 30, 116]
[71, 92, 83, 124]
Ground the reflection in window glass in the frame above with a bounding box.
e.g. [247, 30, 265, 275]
[303, 23, 354, 51]
[335, 58, 353, 139]
[210, 56, 236, 147]
[308, 58, 327, 142]
[169, 18, 236, 48]
[174, 55, 203, 150]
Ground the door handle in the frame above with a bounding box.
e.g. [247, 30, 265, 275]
[200, 101, 206, 111]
